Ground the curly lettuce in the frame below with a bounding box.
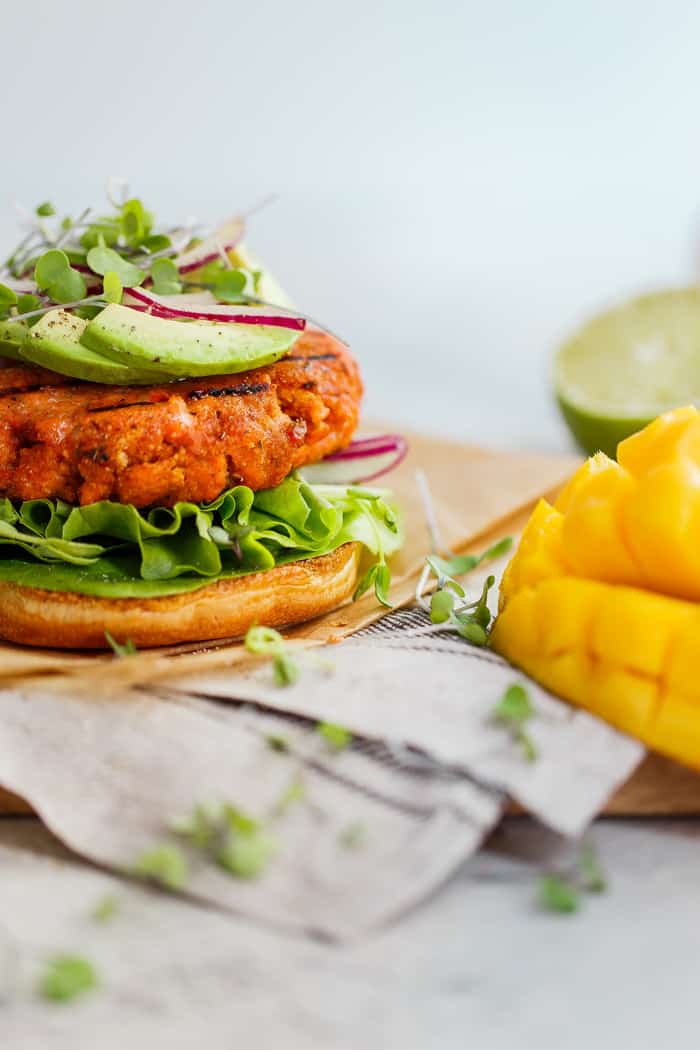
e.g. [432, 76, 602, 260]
[0, 477, 402, 599]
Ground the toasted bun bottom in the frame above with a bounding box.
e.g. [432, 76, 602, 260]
[0, 543, 361, 650]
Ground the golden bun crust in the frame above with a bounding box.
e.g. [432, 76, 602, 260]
[0, 543, 360, 650]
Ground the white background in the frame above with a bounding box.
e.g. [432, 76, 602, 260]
[3, 0, 700, 450]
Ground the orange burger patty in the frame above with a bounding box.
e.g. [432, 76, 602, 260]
[0, 330, 362, 508]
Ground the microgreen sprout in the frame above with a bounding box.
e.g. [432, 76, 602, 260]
[316, 721, 352, 752]
[104, 630, 137, 658]
[211, 267, 248, 302]
[353, 560, 392, 607]
[538, 840, 608, 915]
[414, 469, 512, 646]
[38, 955, 98, 1003]
[538, 874, 580, 914]
[273, 773, 306, 816]
[91, 894, 119, 923]
[491, 683, 537, 761]
[34, 249, 87, 303]
[103, 271, 123, 304]
[150, 257, 182, 295]
[579, 840, 608, 893]
[244, 625, 300, 687]
[132, 844, 188, 891]
[172, 801, 277, 880]
[266, 733, 290, 753]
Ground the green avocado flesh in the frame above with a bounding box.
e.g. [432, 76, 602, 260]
[81, 303, 300, 378]
[20, 310, 168, 385]
[0, 478, 402, 599]
[0, 318, 27, 361]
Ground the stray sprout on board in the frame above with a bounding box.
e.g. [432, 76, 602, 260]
[413, 470, 512, 646]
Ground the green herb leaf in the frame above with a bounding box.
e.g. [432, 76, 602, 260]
[216, 828, 277, 879]
[515, 727, 538, 763]
[80, 220, 120, 250]
[103, 271, 123, 304]
[245, 624, 285, 655]
[92, 894, 119, 923]
[34, 249, 87, 303]
[538, 874, 580, 914]
[222, 803, 260, 836]
[170, 802, 223, 848]
[579, 841, 607, 893]
[245, 624, 300, 687]
[353, 563, 378, 601]
[480, 536, 513, 561]
[86, 243, 145, 287]
[38, 955, 98, 1002]
[353, 558, 393, 607]
[133, 844, 187, 891]
[339, 821, 366, 849]
[317, 721, 352, 752]
[266, 733, 290, 753]
[140, 234, 172, 254]
[492, 683, 533, 727]
[150, 257, 182, 296]
[36, 201, 55, 217]
[17, 293, 41, 317]
[455, 620, 487, 646]
[34, 251, 72, 287]
[425, 555, 466, 596]
[426, 536, 513, 586]
[430, 588, 455, 623]
[120, 198, 152, 247]
[212, 268, 248, 303]
[274, 773, 305, 815]
[374, 562, 393, 608]
[491, 683, 537, 760]
[273, 651, 300, 686]
[104, 629, 137, 657]
[0, 283, 18, 308]
[429, 552, 477, 578]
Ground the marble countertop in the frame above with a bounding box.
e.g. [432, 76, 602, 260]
[2, 817, 699, 1050]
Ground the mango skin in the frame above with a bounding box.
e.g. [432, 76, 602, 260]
[492, 406, 700, 771]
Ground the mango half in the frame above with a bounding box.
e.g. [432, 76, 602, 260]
[490, 406, 700, 770]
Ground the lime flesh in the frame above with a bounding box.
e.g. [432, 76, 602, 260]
[554, 288, 700, 458]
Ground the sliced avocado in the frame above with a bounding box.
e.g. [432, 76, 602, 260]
[80, 303, 299, 378]
[21, 309, 169, 385]
[0, 318, 28, 362]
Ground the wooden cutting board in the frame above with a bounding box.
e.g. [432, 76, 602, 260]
[1, 431, 698, 818]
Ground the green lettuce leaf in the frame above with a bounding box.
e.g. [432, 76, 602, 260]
[0, 478, 402, 598]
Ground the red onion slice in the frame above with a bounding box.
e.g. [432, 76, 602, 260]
[174, 216, 245, 274]
[124, 286, 306, 331]
[300, 435, 408, 485]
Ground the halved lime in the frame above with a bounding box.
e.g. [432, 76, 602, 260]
[554, 287, 700, 458]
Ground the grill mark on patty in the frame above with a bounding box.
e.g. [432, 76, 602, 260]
[188, 381, 270, 401]
[85, 381, 272, 413]
[87, 400, 153, 413]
